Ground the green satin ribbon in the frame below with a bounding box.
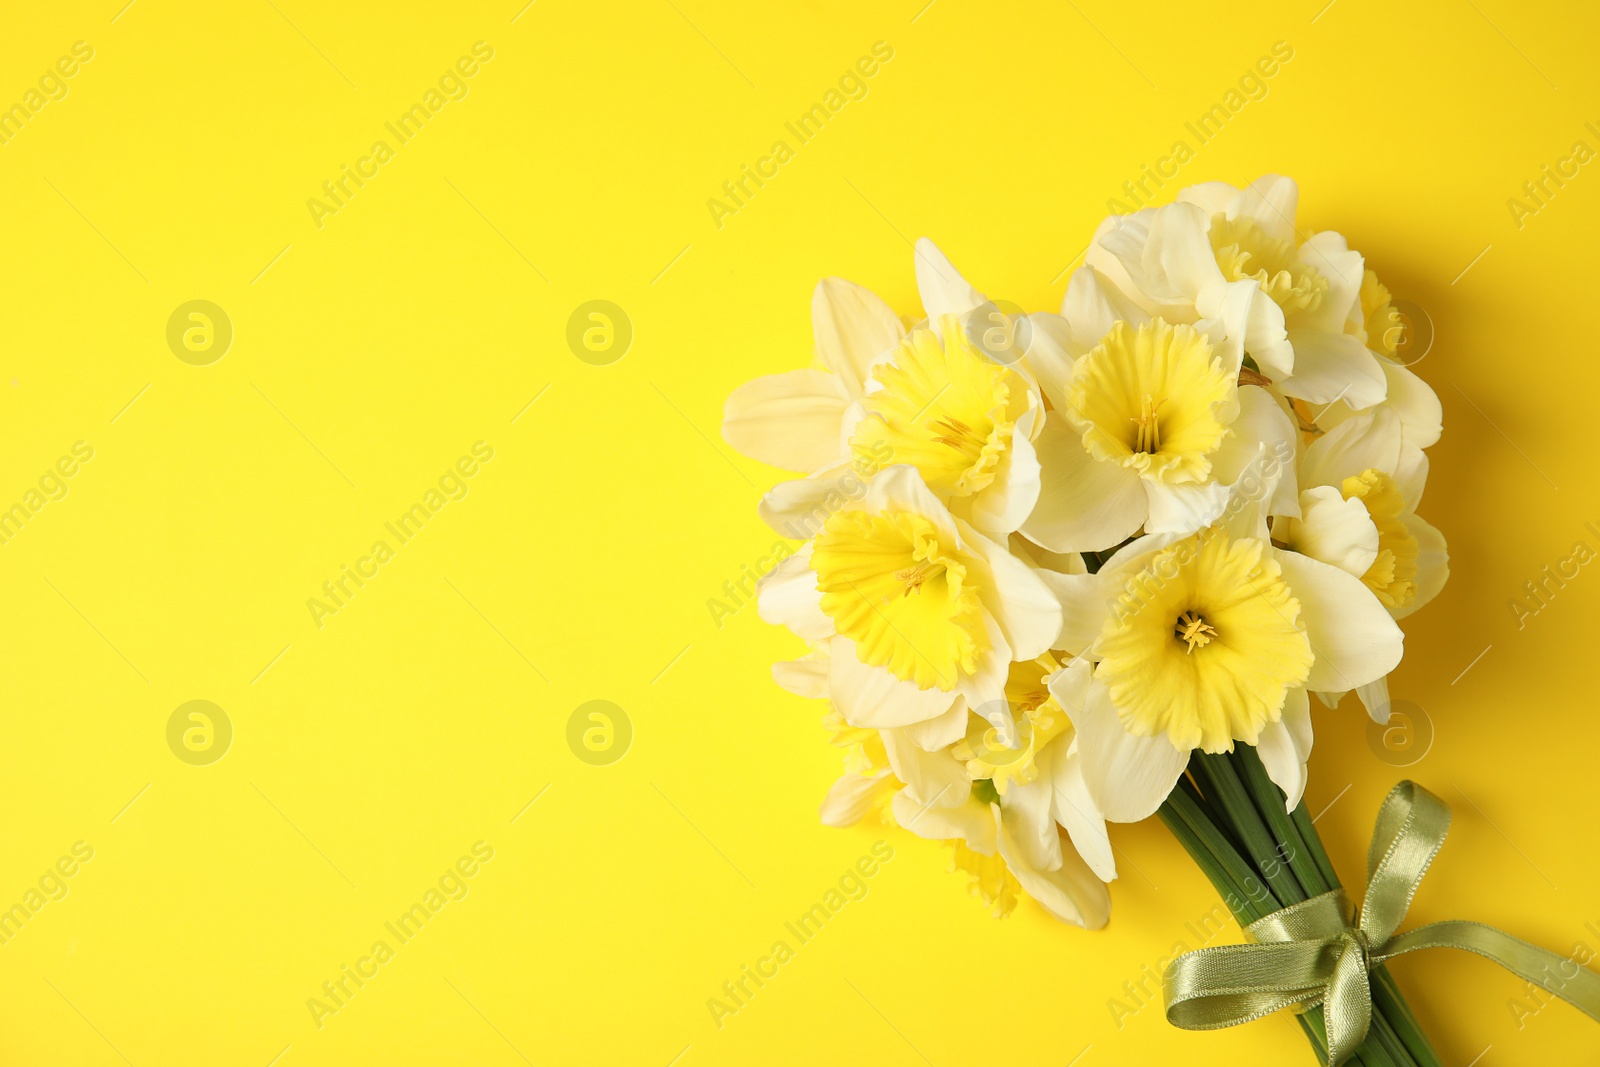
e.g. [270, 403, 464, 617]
[1163, 781, 1600, 1065]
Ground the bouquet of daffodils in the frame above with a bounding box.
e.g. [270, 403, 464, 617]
[724, 177, 1599, 1065]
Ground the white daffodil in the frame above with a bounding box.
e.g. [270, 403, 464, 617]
[1278, 406, 1448, 720]
[887, 724, 1111, 928]
[1017, 264, 1300, 551]
[1305, 267, 1444, 461]
[723, 239, 1048, 540]
[1086, 175, 1388, 412]
[795, 647, 1114, 926]
[1048, 465, 1404, 816]
[756, 464, 1061, 736]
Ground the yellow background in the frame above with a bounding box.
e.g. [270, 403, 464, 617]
[0, 0, 1596, 1063]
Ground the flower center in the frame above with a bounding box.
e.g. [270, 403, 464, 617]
[849, 315, 1025, 502]
[1341, 468, 1419, 610]
[1130, 393, 1166, 454]
[892, 560, 941, 596]
[1209, 213, 1328, 315]
[1066, 318, 1234, 484]
[811, 507, 986, 690]
[1174, 610, 1217, 653]
[929, 415, 986, 465]
[1096, 529, 1313, 752]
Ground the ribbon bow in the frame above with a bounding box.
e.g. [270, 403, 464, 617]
[1164, 781, 1600, 1064]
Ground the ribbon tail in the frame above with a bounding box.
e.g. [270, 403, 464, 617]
[1378, 920, 1600, 1026]
[1323, 946, 1371, 1066]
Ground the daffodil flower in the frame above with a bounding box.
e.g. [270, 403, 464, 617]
[1309, 268, 1444, 458]
[1086, 175, 1389, 411]
[755, 464, 1062, 733]
[1049, 467, 1404, 817]
[883, 731, 1112, 927]
[724, 239, 1050, 540]
[1017, 264, 1300, 551]
[1279, 407, 1449, 721]
[782, 641, 1115, 926]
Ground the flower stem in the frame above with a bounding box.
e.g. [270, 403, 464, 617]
[1156, 749, 1442, 1066]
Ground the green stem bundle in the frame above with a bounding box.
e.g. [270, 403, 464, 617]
[1156, 746, 1442, 1067]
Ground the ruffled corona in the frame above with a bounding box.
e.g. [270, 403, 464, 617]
[948, 826, 1021, 918]
[954, 653, 1071, 793]
[822, 707, 889, 778]
[1066, 319, 1234, 484]
[1209, 213, 1329, 315]
[810, 508, 985, 690]
[1358, 270, 1406, 360]
[1096, 529, 1313, 752]
[850, 314, 1026, 500]
[1341, 468, 1419, 610]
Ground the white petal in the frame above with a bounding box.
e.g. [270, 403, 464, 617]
[1274, 550, 1405, 693]
[1061, 264, 1148, 348]
[1045, 570, 1113, 656]
[882, 728, 973, 808]
[1396, 514, 1448, 620]
[962, 523, 1062, 661]
[820, 772, 893, 827]
[1381, 362, 1443, 449]
[1092, 206, 1211, 316]
[1091, 211, 1189, 320]
[1278, 330, 1387, 408]
[772, 650, 828, 699]
[1210, 386, 1300, 521]
[1241, 291, 1293, 379]
[723, 369, 851, 472]
[1287, 485, 1380, 578]
[1176, 180, 1244, 217]
[1356, 675, 1390, 723]
[1300, 408, 1403, 491]
[1255, 688, 1313, 812]
[999, 772, 1062, 872]
[756, 546, 832, 640]
[893, 791, 995, 854]
[1194, 278, 1256, 381]
[914, 237, 985, 320]
[1144, 479, 1229, 535]
[813, 277, 905, 397]
[1070, 678, 1190, 822]
[1021, 416, 1148, 553]
[1232, 175, 1299, 243]
[1011, 537, 1087, 576]
[902, 698, 969, 750]
[1195, 273, 1294, 380]
[1044, 656, 1093, 712]
[1394, 444, 1429, 510]
[757, 459, 864, 539]
[997, 810, 1111, 927]
[1146, 201, 1226, 301]
[1022, 312, 1076, 411]
[864, 465, 959, 542]
[1051, 743, 1117, 881]
[828, 636, 957, 727]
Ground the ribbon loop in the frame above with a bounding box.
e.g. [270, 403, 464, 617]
[1360, 780, 1449, 945]
[1163, 781, 1600, 1065]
